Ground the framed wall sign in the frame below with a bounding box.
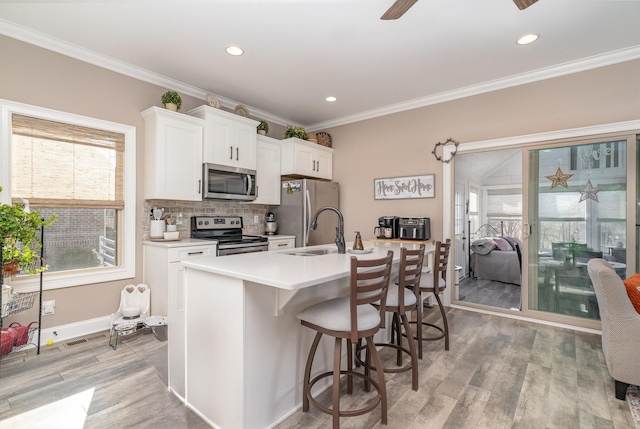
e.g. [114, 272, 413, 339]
[374, 174, 435, 200]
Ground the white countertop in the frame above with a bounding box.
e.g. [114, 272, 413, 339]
[181, 240, 421, 290]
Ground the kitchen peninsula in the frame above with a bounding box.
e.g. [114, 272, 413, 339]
[180, 240, 418, 429]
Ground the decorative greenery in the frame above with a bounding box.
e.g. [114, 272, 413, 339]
[284, 126, 308, 140]
[161, 91, 182, 110]
[0, 187, 56, 275]
[257, 120, 269, 134]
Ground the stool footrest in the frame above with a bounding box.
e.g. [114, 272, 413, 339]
[307, 370, 382, 418]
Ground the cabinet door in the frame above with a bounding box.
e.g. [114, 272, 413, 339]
[253, 139, 280, 205]
[204, 115, 234, 166]
[144, 110, 203, 201]
[294, 144, 316, 176]
[314, 148, 333, 180]
[234, 123, 257, 170]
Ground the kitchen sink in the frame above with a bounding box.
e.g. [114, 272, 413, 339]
[282, 248, 338, 256]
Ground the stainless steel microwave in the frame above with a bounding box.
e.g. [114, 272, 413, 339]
[202, 163, 257, 201]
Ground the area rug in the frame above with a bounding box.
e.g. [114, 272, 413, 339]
[626, 386, 640, 428]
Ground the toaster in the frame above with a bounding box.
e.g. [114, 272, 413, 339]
[398, 217, 431, 240]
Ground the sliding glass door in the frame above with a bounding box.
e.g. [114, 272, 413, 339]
[525, 137, 630, 321]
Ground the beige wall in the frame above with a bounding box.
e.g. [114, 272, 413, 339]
[327, 59, 640, 242]
[2, 34, 639, 329]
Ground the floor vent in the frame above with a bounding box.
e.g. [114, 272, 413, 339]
[65, 333, 107, 347]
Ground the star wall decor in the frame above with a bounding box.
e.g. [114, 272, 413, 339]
[578, 179, 600, 203]
[545, 167, 574, 189]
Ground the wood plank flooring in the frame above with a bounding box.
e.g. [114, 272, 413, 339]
[459, 276, 522, 310]
[0, 308, 634, 429]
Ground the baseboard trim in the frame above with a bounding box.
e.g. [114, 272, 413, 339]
[37, 316, 112, 347]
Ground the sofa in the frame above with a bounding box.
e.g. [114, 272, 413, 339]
[587, 258, 640, 400]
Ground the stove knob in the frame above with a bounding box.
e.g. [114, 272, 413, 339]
[204, 220, 209, 225]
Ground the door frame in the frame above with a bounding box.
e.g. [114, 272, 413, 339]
[442, 119, 640, 327]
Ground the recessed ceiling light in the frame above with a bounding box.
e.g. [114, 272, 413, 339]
[225, 46, 244, 56]
[325, 96, 337, 102]
[516, 34, 539, 45]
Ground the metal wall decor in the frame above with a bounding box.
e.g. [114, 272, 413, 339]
[374, 174, 435, 200]
[432, 138, 459, 163]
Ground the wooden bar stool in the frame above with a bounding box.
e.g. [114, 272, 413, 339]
[356, 245, 425, 391]
[409, 239, 451, 357]
[297, 251, 394, 428]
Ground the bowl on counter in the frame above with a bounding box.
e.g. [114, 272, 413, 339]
[163, 231, 179, 240]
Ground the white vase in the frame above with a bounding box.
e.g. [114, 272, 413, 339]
[164, 103, 178, 112]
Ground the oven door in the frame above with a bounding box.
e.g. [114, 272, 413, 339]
[218, 242, 269, 256]
[203, 163, 257, 201]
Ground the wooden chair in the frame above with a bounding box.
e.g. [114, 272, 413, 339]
[356, 245, 425, 391]
[409, 239, 452, 357]
[554, 250, 603, 317]
[297, 251, 394, 428]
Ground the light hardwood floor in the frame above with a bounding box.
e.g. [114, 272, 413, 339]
[0, 307, 634, 429]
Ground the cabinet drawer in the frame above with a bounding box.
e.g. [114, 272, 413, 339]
[268, 239, 295, 250]
[168, 245, 216, 262]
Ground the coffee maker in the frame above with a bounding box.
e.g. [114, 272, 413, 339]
[375, 216, 399, 239]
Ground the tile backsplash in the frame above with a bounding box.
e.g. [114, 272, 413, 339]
[143, 200, 270, 239]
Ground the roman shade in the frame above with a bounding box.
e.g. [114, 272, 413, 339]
[10, 114, 124, 209]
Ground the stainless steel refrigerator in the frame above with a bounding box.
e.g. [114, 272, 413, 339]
[269, 179, 340, 248]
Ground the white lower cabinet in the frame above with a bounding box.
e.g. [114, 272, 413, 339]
[267, 236, 295, 250]
[143, 241, 217, 401]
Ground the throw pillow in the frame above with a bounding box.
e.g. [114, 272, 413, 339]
[623, 273, 640, 313]
[493, 238, 513, 251]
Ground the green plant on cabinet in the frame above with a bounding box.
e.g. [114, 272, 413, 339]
[161, 91, 182, 111]
[257, 120, 269, 135]
[284, 126, 308, 140]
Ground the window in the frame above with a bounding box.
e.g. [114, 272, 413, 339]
[1, 100, 135, 289]
[485, 187, 522, 239]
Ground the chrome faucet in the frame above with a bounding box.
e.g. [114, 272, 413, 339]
[310, 206, 345, 254]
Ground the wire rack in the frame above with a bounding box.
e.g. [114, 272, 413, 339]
[1, 292, 38, 318]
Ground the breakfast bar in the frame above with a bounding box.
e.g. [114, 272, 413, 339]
[180, 240, 418, 429]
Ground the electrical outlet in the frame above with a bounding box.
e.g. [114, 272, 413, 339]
[254, 215, 259, 224]
[42, 300, 55, 316]
[176, 212, 183, 225]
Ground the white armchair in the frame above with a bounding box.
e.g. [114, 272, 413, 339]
[587, 258, 640, 400]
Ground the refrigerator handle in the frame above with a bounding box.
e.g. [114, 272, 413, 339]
[305, 189, 312, 246]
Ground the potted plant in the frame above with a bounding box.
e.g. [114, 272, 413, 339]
[0, 187, 56, 276]
[257, 120, 269, 136]
[284, 126, 308, 140]
[161, 91, 182, 112]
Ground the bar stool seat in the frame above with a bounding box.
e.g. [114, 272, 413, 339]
[297, 250, 394, 428]
[356, 245, 425, 391]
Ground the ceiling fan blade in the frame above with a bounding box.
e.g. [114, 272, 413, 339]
[513, 0, 539, 10]
[381, 0, 418, 20]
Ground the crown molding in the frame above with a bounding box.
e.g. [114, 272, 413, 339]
[2, 18, 639, 132]
[306, 44, 640, 132]
[0, 19, 297, 128]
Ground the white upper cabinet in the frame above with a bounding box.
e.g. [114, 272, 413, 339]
[280, 138, 333, 180]
[188, 105, 259, 170]
[142, 107, 204, 201]
[252, 135, 281, 205]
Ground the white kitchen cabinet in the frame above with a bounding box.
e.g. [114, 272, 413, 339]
[280, 137, 333, 180]
[251, 136, 281, 205]
[143, 240, 217, 402]
[267, 236, 295, 250]
[188, 105, 259, 170]
[142, 107, 204, 201]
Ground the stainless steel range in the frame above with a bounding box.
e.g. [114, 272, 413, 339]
[191, 215, 269, 256]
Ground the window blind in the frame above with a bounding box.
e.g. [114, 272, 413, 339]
[11, 114, 124, 209]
